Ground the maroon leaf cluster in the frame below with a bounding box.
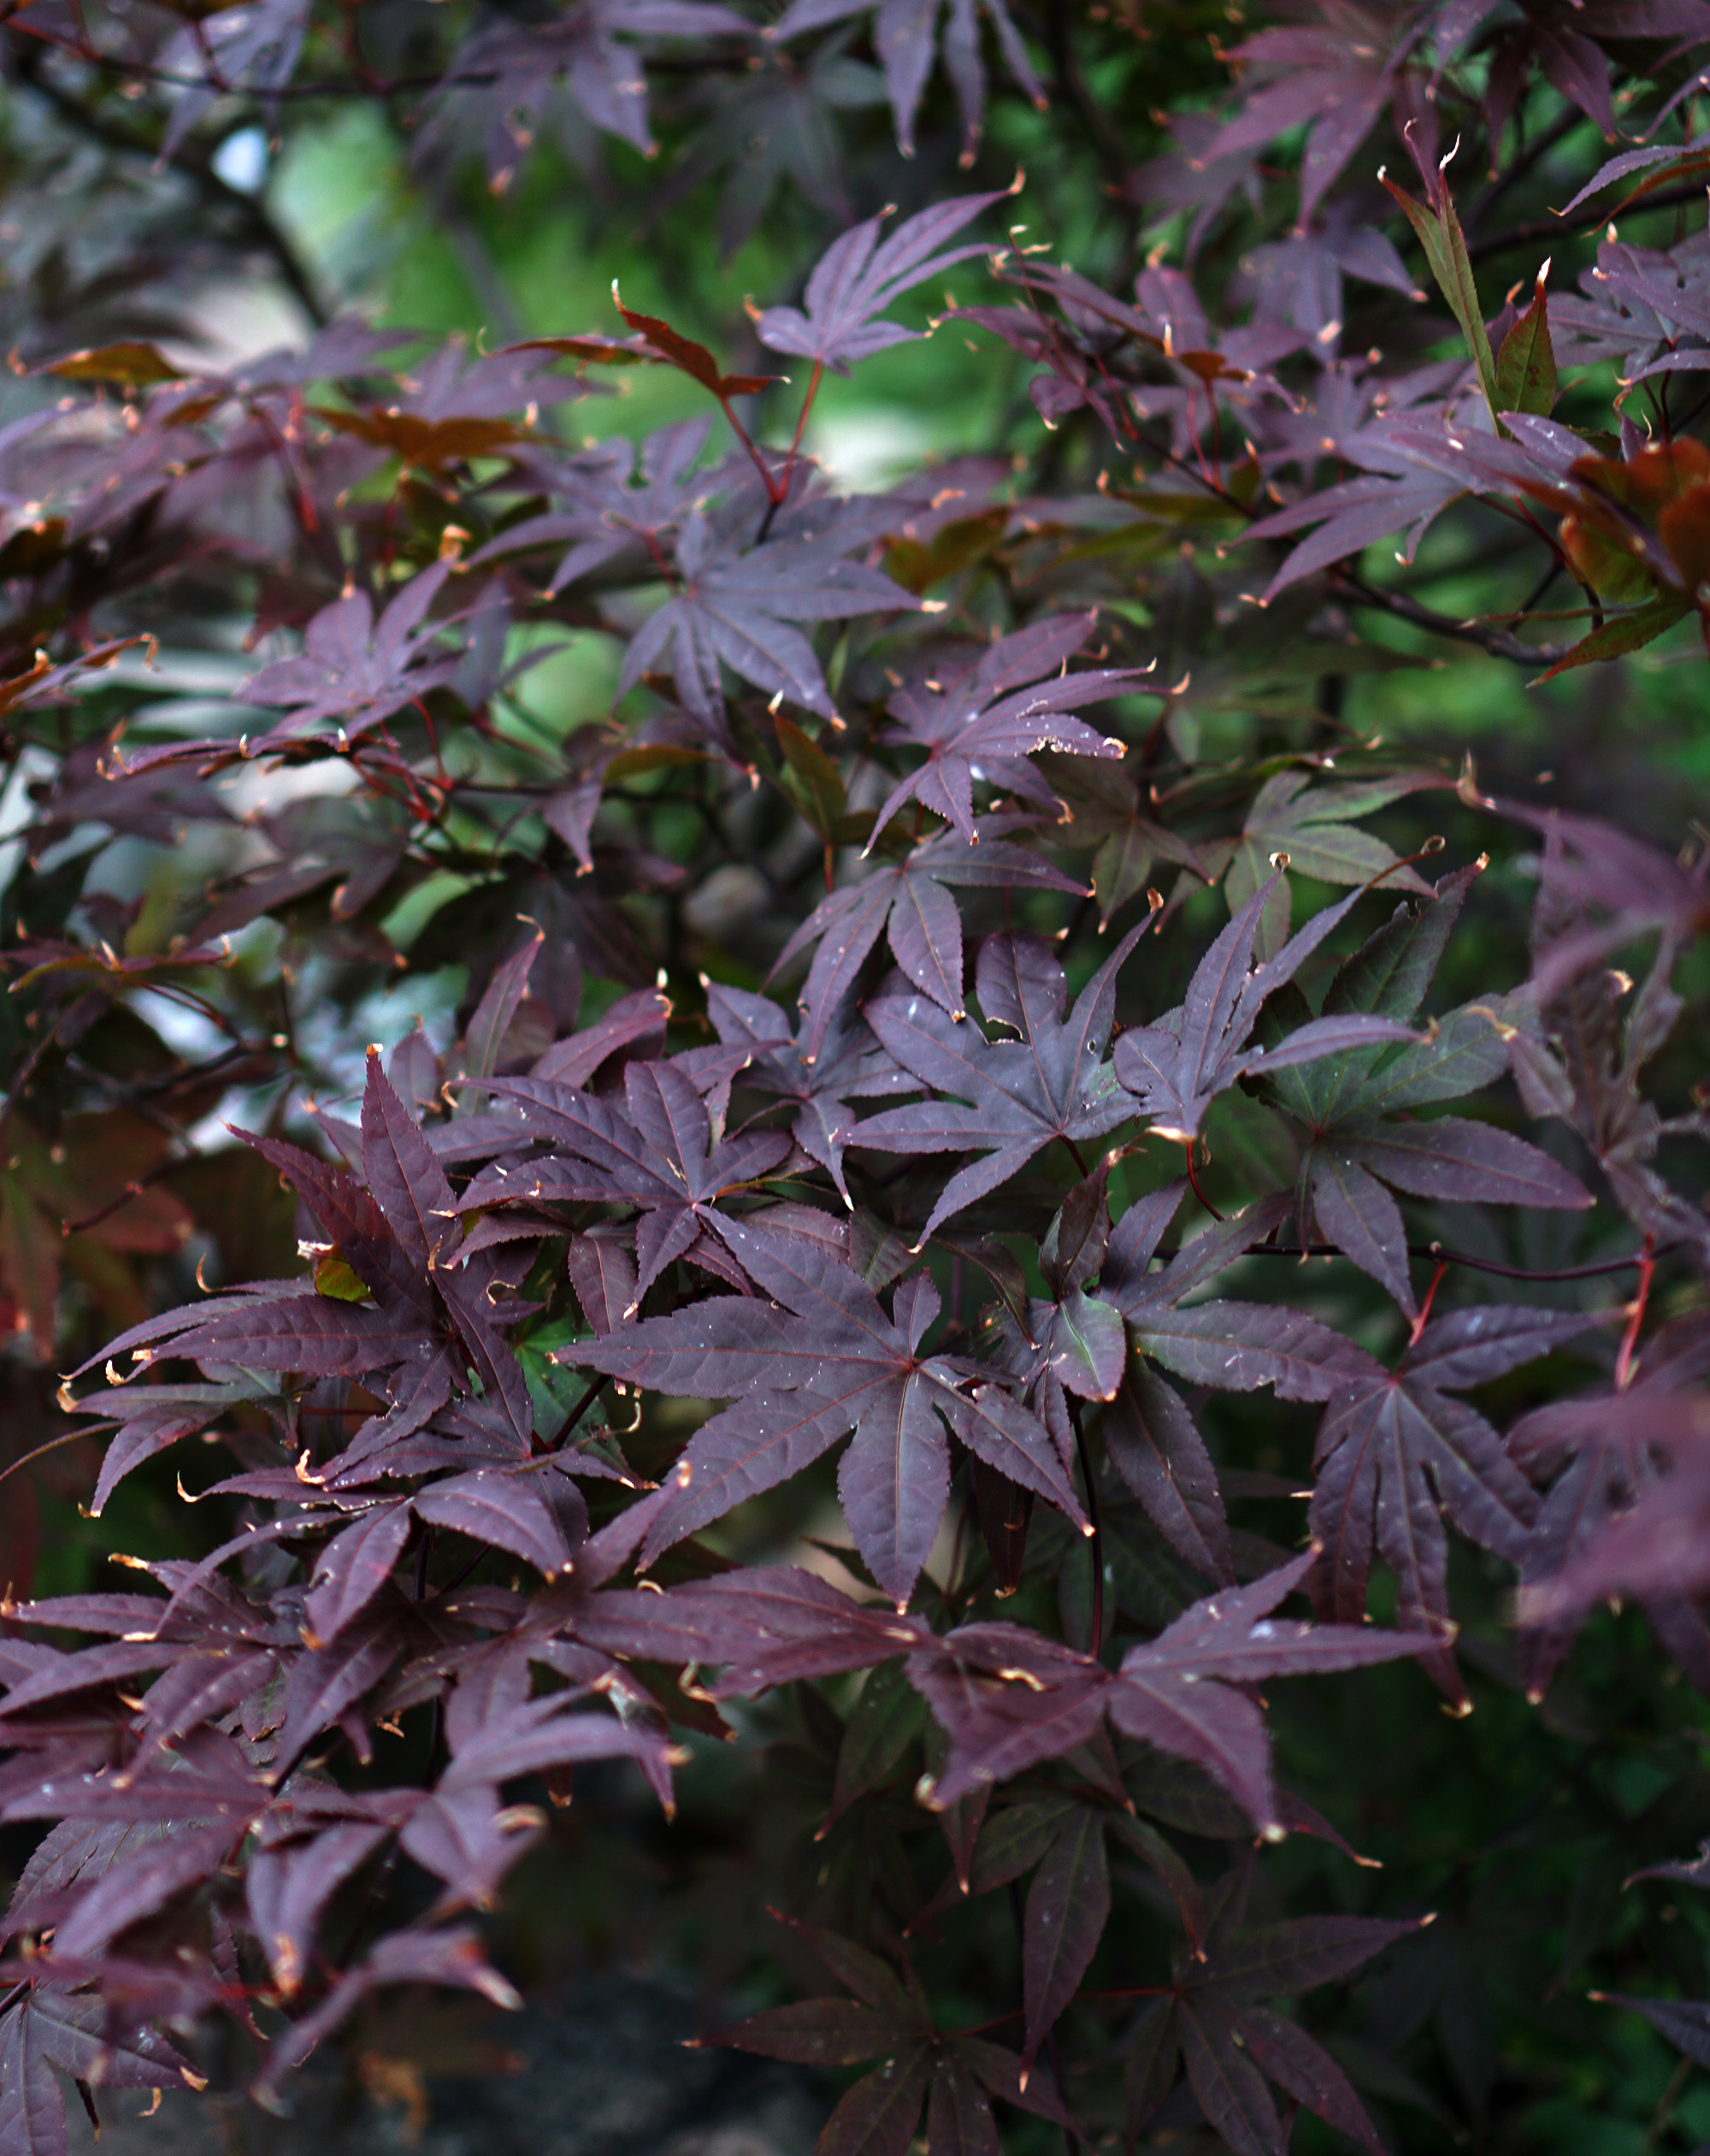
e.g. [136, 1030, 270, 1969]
[1, 3, 1709, 2151]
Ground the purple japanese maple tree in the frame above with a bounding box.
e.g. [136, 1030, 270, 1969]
[0, 3, 1706, 2153]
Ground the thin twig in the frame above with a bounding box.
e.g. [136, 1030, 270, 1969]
[3, 27, 753, 102]
[1222, 1238, 1678, 1284]
[1461, 106, 1589, 242]
[0, 1427, 97, 1497]
[1642, 2053, 1693, 2156]
[1070, 1407, 1103, 1655]
[1330, 568, 1576, 667]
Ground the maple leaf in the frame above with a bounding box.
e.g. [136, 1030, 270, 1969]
[257, 1926, 523, 2092]
[59, 1049, 551, 1500]
[474, 419, 722, 595]
[313, 343, 582, 473]
[617, 510, 915, 735]
[706, 1916, 1077, 2156]
[569, 1220, 1087, 1604]
[246, 1818, 391, 1997]
[237, 562, 463, 744]
[1501, 799, 1710, 995]
[1507, 1314, 1710, 1698]
[1474, 1, 1710, 146]
[1501, 816, 1710, 1258]
[1558, 125, 1710, 221]
[399, 1642, 672, 1905]
[0, 1982, 193, 2153]
[1253, 866, 1592, 1315]
[1036, 755, 1207, 930]
[1596, 1988, 1710, 2076]
[928, 1785, 1206, 2069]
[1310, 1305, 1596, 1704]
[423, 1, 753, 189]
[579, 1563, 932, 1694]
[179, 789, 411, 943]
[703, 982, 911, 1204]
[867, 614, 1140, 849]
[1212, 768, 1437, 959]
[1001, 1172, 1128, 1403]
[852, 924, 1147, 1246]
[1128, 107, 1267, 258]
[946, 294, 1131, 438]
[463, 1058, 793, 1307]
[1009, 1276, 1129, 1414]
[1245, 213, 1421, 352]
[1126, 1859, 1426, 2156]
[767, 0, 1045, 157]
[149, 0, 307, 154]
[1203, 5, 1422, 223]
[647, 38, 883, 262]
[1244, 456, 1467, 604]
[756, 191, 1004, 375]
[1088, 1184, 1373, 1548]
[909, 1554, 1432, 1831]
[1112, 876, 1418, 1144]
[769, 818, 1087, 1063]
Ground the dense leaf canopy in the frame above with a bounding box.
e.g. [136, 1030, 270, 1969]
[0, 3, 1707, 2153]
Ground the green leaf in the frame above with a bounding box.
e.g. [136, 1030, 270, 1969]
[314, 1254, 371, 1302]
[1495, 272, 1558, 417]
[830, 1660, 927, 1824]
[515, 1311, 602, 1444]
[774, 713, 847, 840]
[45, 341, 185, 386]
[884, 507, 1009, 593]
[1530, 594, 1693, 683]
[1224, 836, 1293, 960]
[1382, 173, 1501, 423]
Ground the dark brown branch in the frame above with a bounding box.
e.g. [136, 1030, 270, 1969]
[2, 27, 753, 102]
[10, 41, 327, 326]
[1468, 178, 1710, 265]
[1216, 1239, 1679, 1284]
[1330, 568, 1577, 667]
[1461, 106, 1589, 242]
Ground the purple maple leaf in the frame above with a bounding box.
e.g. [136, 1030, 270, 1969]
[769, 817, 1086, 1062]
[867, 614, 1139, 848]
[853, 924, 1147, 1245]
[767, 0, 1045, 157]
[1311, 1304, 1596, 1705]
[569, 1220, 1087, 1604]
[756, 191, 1005, 375]
[1113, 876, 1418, 1143]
